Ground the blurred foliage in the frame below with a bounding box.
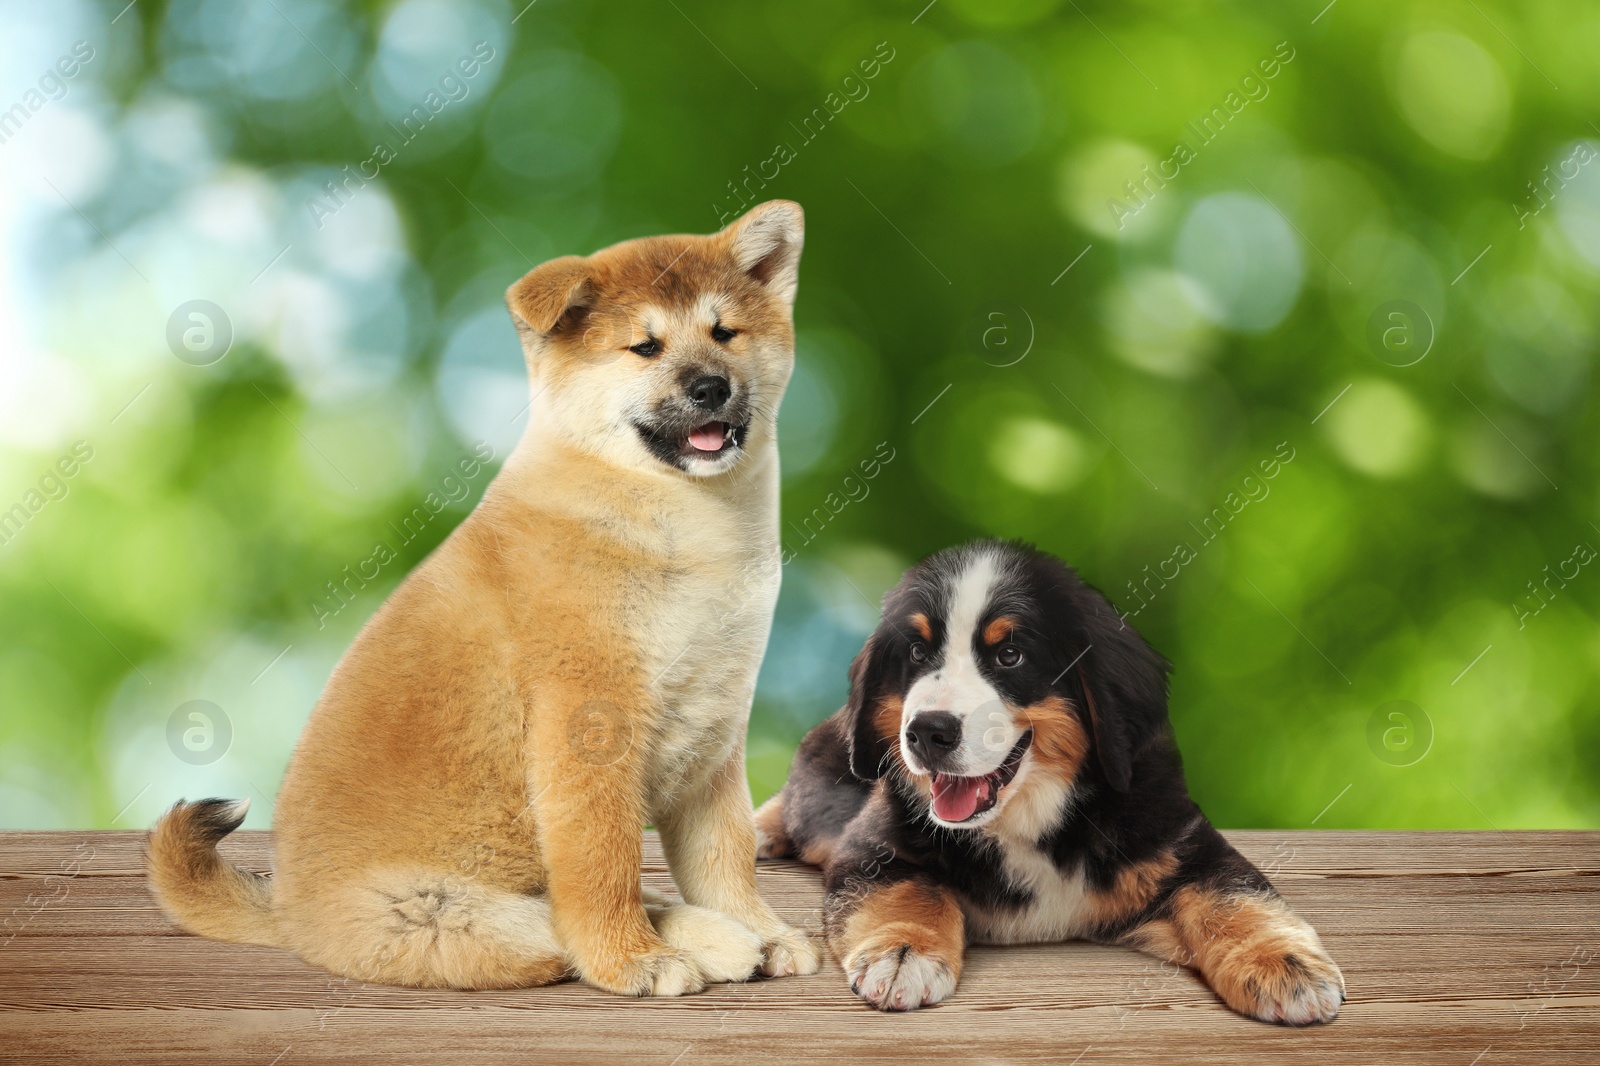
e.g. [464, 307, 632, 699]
[0, 0, 1597, 831]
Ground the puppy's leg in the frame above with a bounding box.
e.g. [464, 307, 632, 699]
[656, 744, 821, 978]
[1120, 832, 1344, 1024]
[753, 712, 872, 867]
[533, 695, 702, 997]
[824, 875, 964, 1012]
[1128, 887, 1344, 1024]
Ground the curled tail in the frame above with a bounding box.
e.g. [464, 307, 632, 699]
[146, 798, 281, 947]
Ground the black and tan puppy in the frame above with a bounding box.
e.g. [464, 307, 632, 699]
[757, 540, 1344, 1024]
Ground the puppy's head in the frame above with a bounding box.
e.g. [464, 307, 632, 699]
[843, 540, 1170, 830]
[505, 200, 803, 477]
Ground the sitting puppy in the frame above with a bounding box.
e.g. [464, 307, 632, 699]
[757, 540, 1343, 1023]
[147, 201, 819, 994]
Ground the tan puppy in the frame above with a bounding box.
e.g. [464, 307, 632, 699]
[147, 201, 820, 995]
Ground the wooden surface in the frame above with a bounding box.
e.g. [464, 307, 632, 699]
[2, 830, 1598, 1064]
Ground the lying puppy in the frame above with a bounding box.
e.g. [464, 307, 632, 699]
[148, 200, 820, 994]
[757, 540, 1344, 1023]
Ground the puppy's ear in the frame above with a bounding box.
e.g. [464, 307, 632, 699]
[842, 633, 896, 781]
[506, 255, 594, 342]
[1066, 594, 1171, 793]
[720, 200, 804, 308]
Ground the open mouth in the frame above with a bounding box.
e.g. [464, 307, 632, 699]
[929, 730, 1033, 824]
[634, 419, 748, 465]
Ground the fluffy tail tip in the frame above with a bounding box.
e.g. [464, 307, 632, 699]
[147, 796, 278, 947]
[191, 796, 250, 834]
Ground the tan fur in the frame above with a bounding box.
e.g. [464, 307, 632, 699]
[752, 792, 835, 865]
[1083, 852, 1179, 927]
[1134, 886, 1346, 1025]
[886, 695, 1086, 843]
[981, 615, 1017, 645]
[798, 839, 836, 867]
[872, 693, 905, 751]
[838, 880, 965, 964]
[144, 799, 278, 947]
[146, 202, 819, 994]
[752, 794, 792, 858]
[1013, 694, 1090, 783]
[834, 880, 965, 1011]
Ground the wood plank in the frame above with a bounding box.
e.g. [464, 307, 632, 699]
[2, 831, 1597, 1063]
[6, 829, 1596, 877]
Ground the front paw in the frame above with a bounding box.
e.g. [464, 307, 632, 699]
[844, 936, 959, 1011]
[648, 902, 764, 984]
[583, 947, 707, 997]
[1218, 943, 1345, 1025]
[758, 925, 821, 978]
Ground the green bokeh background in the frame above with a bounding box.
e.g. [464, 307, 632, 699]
[1, 0, 1597, 831]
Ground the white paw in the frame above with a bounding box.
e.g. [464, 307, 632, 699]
[846, 942, 958, 1011]
[648, 902, 763, 984]
[759, 926, 821, 978]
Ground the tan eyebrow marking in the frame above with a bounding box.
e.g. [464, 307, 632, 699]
[908, 613, 932, 641]
[983, 616, 1017, 645]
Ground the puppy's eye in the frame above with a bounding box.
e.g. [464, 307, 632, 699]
[996, 645, 1023, 668]
[711, 325, 737, 343]
[909, 641, 928, 664]
[629, 339, 662, 358]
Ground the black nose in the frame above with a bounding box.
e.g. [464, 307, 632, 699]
[687, 374, 731, 410]
[905, 712, 962, 756]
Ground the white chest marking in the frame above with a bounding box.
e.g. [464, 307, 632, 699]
[963, 776, 1094, 945]
[965, 844, 1095, 945]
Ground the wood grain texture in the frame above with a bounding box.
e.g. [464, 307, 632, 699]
[2, 830, 1597, 1064]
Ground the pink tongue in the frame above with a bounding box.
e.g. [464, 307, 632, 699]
[931, 775, 987, 822]
[688, 423, 725, 452]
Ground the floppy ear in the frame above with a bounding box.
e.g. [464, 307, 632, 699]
[842, 633, 897, 781]
[720, 200, 804, 308]
[505, 255, 594, 344]
[1065, 594, 1171, 792]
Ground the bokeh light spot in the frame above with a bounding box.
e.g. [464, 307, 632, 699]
[1103, 268, 1217, 378]
[988, 416, 1087, 494]
[435, 308, 526, 458]
[1322, 378, 1432, 479]
[1057, 139, 1169, 241]
[1391, 31, 1510, 161]
[1174, 192, 1304, 333]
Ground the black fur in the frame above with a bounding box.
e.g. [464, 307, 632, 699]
[837, 539, 1171, 796]
[773, 539, 1285, 949]
[187, 797, 249, 839]
[843, 637, 896, 782]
